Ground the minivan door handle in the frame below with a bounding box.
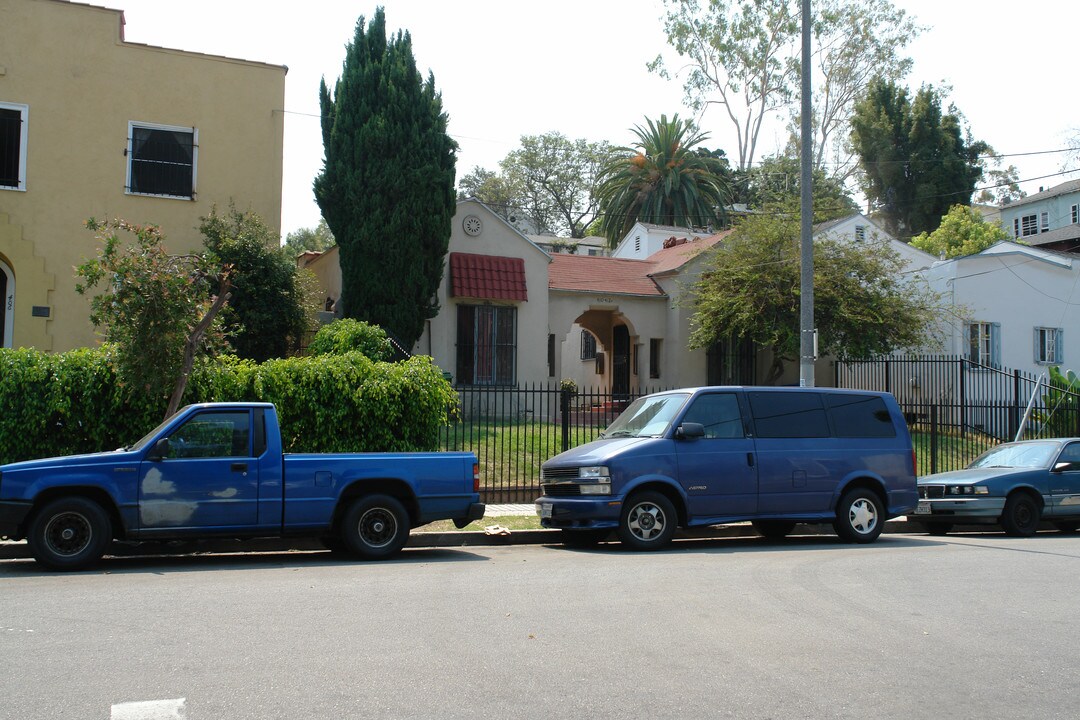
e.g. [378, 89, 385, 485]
[746, 453, 754, 467]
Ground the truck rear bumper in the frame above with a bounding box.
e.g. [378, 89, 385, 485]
[453, 502, 486, 529]
[0, 500, 32, 539]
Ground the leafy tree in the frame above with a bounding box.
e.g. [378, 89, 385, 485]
[651, 0, 919, 173]
[283, 219, 335, 257]
[910, 205, 1012, 260]
[314, 7, 457, 349]
[458, 132, 616, 238]
[596, 114, 731, 246]
[201, 206, 317, 362]
[850, 79, 989, 239]
[307, 319, 393, 361]
[688, 204, 940, 383]
[75, 219, 232, 418]
[738, 152, 857, 221]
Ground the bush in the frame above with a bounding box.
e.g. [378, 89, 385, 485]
[307, 319, 393, 361]
[0, 347, 457, 464]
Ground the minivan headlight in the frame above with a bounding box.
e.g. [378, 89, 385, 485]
[578, 466, 610, 479]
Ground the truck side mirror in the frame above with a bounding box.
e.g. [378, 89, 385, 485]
[676, 422, 705, 440]
[147, 437, 170, 461]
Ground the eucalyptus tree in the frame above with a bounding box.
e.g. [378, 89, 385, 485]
[595, 114, 731, 246]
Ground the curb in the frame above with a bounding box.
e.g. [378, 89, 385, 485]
[0, 518, 941, 562]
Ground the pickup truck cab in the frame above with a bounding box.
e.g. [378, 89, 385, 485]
[536, 386, 917, 550]
[0, 402, 484, 570]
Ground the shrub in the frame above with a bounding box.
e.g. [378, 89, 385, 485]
[0, 347, 456, 464]
[307, 319, 393, 361]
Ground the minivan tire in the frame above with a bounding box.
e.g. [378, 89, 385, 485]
[833, 488, 884, 544]
[617, 491, 677, 551]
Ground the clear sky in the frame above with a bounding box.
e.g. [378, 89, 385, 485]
[110, 0, 1079, 238]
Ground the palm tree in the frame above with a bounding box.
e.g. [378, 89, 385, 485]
[596, 114, 731, 248]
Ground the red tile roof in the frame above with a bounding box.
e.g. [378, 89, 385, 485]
[450, 252, 528, 301]
[548, 255, 664, 296]
[647, 230, 731, 275]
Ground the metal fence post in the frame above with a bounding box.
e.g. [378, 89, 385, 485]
[930, 404, 938, 475]
[560, 389, 570, 453]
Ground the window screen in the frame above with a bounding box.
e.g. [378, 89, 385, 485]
[748, 392, 828, 438]
[826, 394, 896, 438]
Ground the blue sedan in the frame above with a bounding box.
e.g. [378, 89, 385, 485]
[914, 439, 1080, 536]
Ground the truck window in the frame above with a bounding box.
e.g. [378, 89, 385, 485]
[747, 392, 828, 438]
[681, 393, 744, 438]
[167, 411, 251, 458]
[826, 394, 896, 438]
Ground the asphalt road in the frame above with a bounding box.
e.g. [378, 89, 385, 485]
[2, 532, 1079, 720]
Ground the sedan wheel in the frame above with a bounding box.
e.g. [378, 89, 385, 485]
[1000, 493, 1040, 537]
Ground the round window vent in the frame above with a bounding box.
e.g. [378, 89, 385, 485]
[463, 215, 483, 236]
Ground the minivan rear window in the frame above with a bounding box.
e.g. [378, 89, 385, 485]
[826, 394, 896, 438]
[748, 392, 828, 438]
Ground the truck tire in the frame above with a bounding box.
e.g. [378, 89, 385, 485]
[27, 497, 112, 571]
[340, 495, 410, 560]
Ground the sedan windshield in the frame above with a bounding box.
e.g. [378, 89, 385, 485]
[602, 394, 690, 438]
[968, 441, 1060, 469]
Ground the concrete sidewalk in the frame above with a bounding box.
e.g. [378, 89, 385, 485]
[0, 505, 941, 562]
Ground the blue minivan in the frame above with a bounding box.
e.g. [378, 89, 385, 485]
[535, 386, 917, 549]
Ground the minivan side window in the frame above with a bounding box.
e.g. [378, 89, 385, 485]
[681, 393, 744, 438]
[826, 394, 896, 438]
[747, 392, 828, 438]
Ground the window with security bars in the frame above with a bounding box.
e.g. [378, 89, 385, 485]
[580, 329, 597, 360]
[0, 103, 28, 190]
[456, 304, 516, 386]
[965, 322, 999, 367]
[127, 122, 197, 198]
[1034, 327, 1063, 365]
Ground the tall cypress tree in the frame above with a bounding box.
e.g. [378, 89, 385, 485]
[314, 8, 457, 349]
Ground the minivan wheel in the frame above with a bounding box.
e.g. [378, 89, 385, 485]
[833, 488, 884, 544]
[752, 520, 797, 539]
[617, 491, 677, 551]
[1000, 493, 1040, 537]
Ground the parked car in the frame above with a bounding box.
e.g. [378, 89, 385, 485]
[0, 402, 484, 570]
[535, 386, 918, 550]
[914, 438, 1080, 536]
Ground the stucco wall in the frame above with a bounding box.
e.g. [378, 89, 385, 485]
[0, 0, 285, 350]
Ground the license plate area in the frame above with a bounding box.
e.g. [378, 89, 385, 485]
[913, 500, 932, 515]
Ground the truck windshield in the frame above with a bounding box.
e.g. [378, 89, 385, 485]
[602, 394, 690, 438]
[126, 406, 192, 452]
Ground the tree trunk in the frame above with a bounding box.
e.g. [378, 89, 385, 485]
[164, 282, 232, 419]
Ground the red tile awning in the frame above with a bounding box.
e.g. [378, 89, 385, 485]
[450, 252, 528, 301]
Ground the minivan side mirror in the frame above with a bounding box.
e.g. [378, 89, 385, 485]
[676, 422, 705, 440]
[147, 437, 170, 461]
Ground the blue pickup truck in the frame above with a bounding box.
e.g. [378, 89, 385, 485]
[0, 402, 484, 570]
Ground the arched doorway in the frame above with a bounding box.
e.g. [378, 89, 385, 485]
[0, 257, 12, 348]
[612, 324, 631, 398]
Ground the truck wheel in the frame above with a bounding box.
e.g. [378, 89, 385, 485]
[617, 491, 677, 551]
[340, 495, 410, 560]
[28, 497, 112, 571]
[833, 488, 884, 544]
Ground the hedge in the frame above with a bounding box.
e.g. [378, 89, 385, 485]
[0, 346, 456, 464]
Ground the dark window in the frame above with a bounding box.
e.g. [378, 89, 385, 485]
[649, 339, 661, 379]
[748, 391, 828, 438]
[1020, 214, 1038, 237]
[128, 124, 196, 198]
[580, 330, 597, 360]
[681, 393, 744, 438]
[0, 105, 25, 189]
[456, 304, 516, 386]
[826, 394, 896, 438]
[167, 411, 250, 458]
[706, 334, 755, 385]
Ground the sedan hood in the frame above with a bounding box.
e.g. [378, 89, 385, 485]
[918, 467, 1033, 484]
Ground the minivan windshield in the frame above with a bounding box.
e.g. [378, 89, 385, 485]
[968, 441, 1059, 469]
[601, 393, 690, 438]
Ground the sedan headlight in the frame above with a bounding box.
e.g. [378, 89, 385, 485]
[946, 485, 989, 495]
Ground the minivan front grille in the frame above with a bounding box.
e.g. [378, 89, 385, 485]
[542, 467, 580, 481]
[541, 482, 582, 497]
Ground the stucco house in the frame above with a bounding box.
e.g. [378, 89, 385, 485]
[999, 179, 1080, 254]
[0, 0, 286, 351]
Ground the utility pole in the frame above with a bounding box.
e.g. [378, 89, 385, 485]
[799, 0, 816, 387]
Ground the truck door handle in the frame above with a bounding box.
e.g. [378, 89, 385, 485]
[231, 463, 248, 473]
[746, 453, 754, 467]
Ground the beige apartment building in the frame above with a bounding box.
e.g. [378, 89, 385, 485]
[0, 0, 286, 351]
